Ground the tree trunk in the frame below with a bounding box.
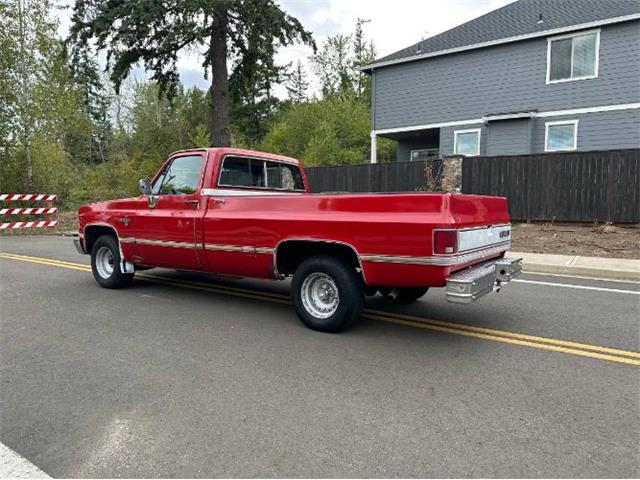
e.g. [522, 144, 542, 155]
[17, 0, 33, 191]
[25, 136, 33, 192]
[209, 4, 231, 147]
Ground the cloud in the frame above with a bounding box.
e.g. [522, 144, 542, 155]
[178, 68, 210, 91]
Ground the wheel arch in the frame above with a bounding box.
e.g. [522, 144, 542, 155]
[273, 238, 368, 283]
[84, 223, 120, 254]
[84, 223, 134, 274]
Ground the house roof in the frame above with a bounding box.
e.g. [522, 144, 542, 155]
[363, 0, 640, 71]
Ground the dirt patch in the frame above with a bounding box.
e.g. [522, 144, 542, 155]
[512, 223, 640, 259]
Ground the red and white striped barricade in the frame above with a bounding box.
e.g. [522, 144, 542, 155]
[0, 194, 59, 230]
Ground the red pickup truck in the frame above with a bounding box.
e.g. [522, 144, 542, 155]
[74, 147, 521, 332]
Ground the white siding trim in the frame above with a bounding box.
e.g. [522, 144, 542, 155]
[546, 29, 600, 84]
[373, 102, 640, 136]
[362, 13, 640, 71]
[454, 128, 482, 156]
[544, 120, 579, 152]
[483, 112, 536, 122]
[536, 103, 640, 117]
[376, 118, 484, 135]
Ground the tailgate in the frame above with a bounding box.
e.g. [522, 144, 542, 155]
[449, 193, 511, 226]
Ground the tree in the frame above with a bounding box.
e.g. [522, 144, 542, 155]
[351, 18, 376, 99]
[286, 60, 309, 103]
[310, 19, 375, 100]
[0, 0, 82, 192]
[69, 0, 315, 147]
[1, 0, 55, 191]
[262, 19, 393, 166]
[65, 45, 112, 164]
[259, 94, 395, 167]
[311, 34, 352, 97]
[229, 18, 289, 147]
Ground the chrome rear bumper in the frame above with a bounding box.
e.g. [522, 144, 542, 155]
[446, 256, 522, 304]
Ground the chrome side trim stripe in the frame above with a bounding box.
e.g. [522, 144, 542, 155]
[204, 244, 255, 253]
[119, 237, 196, 249]
[136, 238, 197, 249]
[117, 237, 507, 265]
[118, 237, 276, 254]
[204, 244, 275, 254]
[360, 243, 510, 266]
[201, 188, 303, 197]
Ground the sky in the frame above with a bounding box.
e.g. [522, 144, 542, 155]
[57, 0, 516, 96]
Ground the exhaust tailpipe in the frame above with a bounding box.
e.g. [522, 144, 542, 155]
[385, 288, 401, 303]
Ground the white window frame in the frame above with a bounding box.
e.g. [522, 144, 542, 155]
[546, 29, 600, 84]
[544, 120, 579, 152]
[453, 128, 481, 156]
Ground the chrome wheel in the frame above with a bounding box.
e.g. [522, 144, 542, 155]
[95, 245, 115, 279]
[300, 272, 340, 319]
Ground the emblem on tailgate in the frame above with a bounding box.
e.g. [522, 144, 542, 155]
[499, 229, 510, 239]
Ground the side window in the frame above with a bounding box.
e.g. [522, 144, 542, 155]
[152, 155, 203, 195]
[219, 157, 251, 187]
[248, 159, 265, 187]
[219, 156, 265, 187]
[265, 161, 282, 189]
[280, 163, 305, 191]
[219, 156, 305, 191]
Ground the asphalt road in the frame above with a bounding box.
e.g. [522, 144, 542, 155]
[1, 236, 638, 478]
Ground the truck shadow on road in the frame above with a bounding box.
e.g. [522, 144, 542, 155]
[134, 268, 529, 344]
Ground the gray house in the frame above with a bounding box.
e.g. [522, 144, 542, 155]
[364, 0, 640, 163]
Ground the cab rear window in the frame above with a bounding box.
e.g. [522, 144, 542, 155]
[219, 156, 304, 191]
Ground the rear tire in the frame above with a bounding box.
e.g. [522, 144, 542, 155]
[91, 235, 134, 289]
[380, 287, 429, 304]
[292, 255, 364, 333]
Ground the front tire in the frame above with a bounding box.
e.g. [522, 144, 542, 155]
[292, 255, 364, 333]
[91, 235, 134, 289]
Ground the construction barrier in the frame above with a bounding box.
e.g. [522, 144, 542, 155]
[0, 194, 59, 230]
[0, 193, 58, 201]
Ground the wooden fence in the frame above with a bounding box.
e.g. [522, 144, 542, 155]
[304, 149, 640, 223]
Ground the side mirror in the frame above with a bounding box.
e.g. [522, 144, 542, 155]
[139, 179, 151, 195]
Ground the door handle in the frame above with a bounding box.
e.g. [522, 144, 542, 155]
[183, 199, 199, 206]
[212, 198, 226, 204]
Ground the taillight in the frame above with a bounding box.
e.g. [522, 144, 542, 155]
[434, 230, 458, 254]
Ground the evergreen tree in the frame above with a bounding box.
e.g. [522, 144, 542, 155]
[69, 0, 315, 147]
[351, 18, 376, 99]
[286, 60, 309, 103]
[229, 14, 290, 147]
[65, 46, 112, 164]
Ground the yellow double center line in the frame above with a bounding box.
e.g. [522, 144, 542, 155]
[1, 251, 639, 366]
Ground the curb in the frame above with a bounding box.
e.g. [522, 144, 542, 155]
[519, 262, 640, 282]
[507, 251, 640, 282]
